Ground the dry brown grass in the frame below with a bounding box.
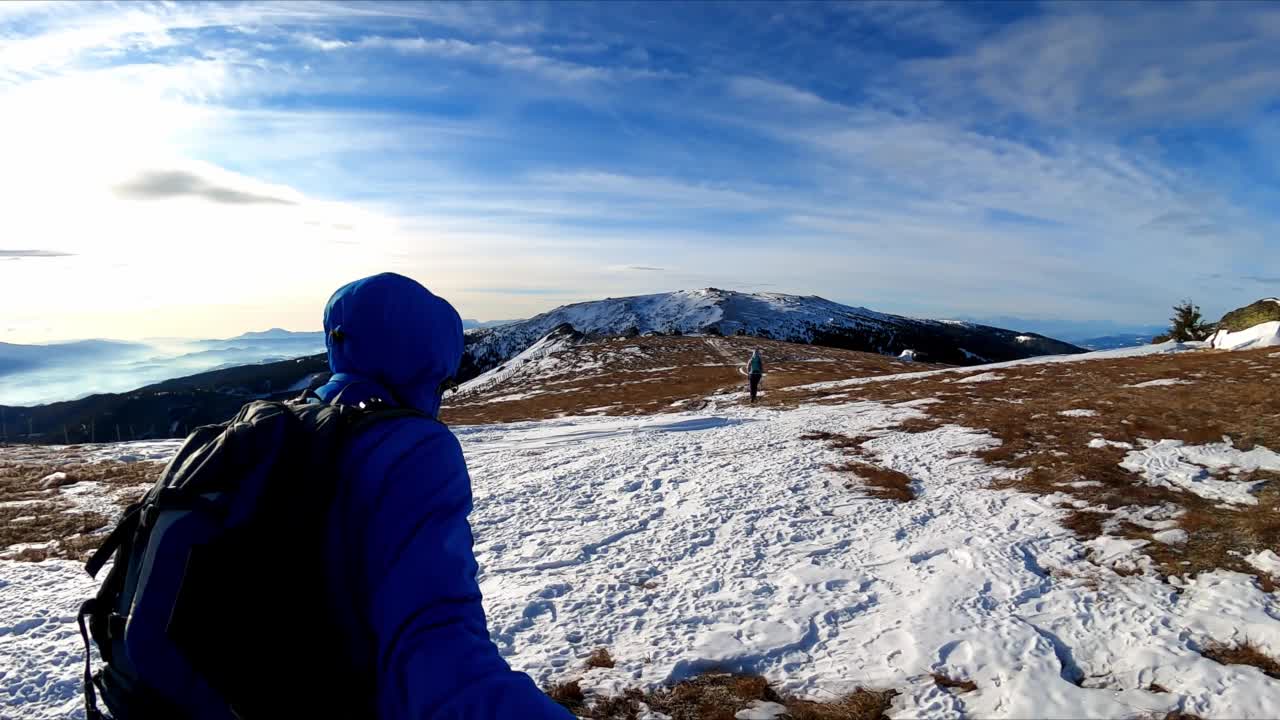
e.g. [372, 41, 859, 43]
[0, 458, 158, 561]
[779, 691, 898, 720]
[586, 648, 616, 669]
[931, 673, 977, 693]
[803, 432, 916, 501]
[445, 335, 941, 425]
[0, 458, 159, 500]
[0, 500, 109, 562]
[546, 672, 895, 720]
[831, 461, 916, 502]
[774, 347, 1280, 586]
[799, 431, 874, 452]
[546, 680, 587, 709]
[1199, 639, 1280, 679]
[894, 417, 944, 434]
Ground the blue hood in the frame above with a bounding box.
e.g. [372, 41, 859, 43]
[316, 273, 463, 416]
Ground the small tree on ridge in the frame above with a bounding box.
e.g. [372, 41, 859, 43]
[1167, 299, 1213, 342]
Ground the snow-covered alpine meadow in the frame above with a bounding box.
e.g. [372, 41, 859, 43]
[464, 402, 1279, 719]
[3, 343, 1280, 719]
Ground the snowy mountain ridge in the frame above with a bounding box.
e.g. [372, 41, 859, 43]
[460, 288, 1084, 379]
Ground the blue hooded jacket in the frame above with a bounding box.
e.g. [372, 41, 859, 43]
[315, 273, 572, 720]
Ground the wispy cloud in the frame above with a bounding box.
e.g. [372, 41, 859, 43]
[0, 249, 74, 258]
[898, 4, 1280, 125]
[469, 287, 578, 296]
[728, 76, 832, 109]
[114, 170, 298, 206]
[292, 32, 668, 85]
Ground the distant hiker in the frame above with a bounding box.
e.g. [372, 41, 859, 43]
[746, 348, 764, 403]
[78, 272, 572, 719]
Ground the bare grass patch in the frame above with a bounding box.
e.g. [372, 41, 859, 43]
[586, 648, 616, 669]
[832, 461, 915, 502]
[1199, 639, 1280, 679]
[0, 458, 158, 561]
[803, 432, 915, 501]
[931, 673, 977, 693]
[0, 500, 109, 561]
[547, 672, 896, 720]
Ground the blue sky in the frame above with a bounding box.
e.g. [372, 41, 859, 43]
[1, 1, 1277, 342]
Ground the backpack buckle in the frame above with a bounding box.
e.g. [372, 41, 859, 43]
[107, 613, 128, 640]
[140, 504, 160, 529]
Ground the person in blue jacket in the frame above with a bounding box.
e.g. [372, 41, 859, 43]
[314, 273, 573, 719]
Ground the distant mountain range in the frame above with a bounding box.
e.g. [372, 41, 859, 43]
[960, 316, 1168, 345]
[0, 354, 329, 444]
[1, 290, 1090, 439]
[460, 288, 1085, 379]
[0, 330, 328, 406]
[0, 338, 152, 376]
[463, 318, 520, 330]
[1073, 334, 1160, 351]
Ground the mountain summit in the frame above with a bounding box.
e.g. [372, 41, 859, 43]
[459, 289, 1083, 379]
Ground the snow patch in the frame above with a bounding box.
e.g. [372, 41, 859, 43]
[798, 340, 1203, 395]
[1246, 550, 1280, 577]
[1152, 529, 1188, 545]
[1088, 439, 1134, 450]
[954, 372, 1003, 384]
[1058, 409, 1099, 417]
[1209, 321, 1280, 351]
[1119, 440, 1280, 505]
[457, 326, 582, 397]
[1085, 535, 1149, 565]
[736, 701, 789, 719]
[37, 472, 67, 489]
[1124, 379, 1192, 388]
[88, 440, 183, 464]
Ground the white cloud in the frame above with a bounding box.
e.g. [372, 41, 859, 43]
[900, 3, 1280, 125]
[529, 171, 778, 212]
[728, 76, 832, 109]
[293, 32, 637, 84]
[1, 1, 1276, 342]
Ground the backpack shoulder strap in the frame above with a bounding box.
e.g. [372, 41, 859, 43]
[348, 405, 435, 434]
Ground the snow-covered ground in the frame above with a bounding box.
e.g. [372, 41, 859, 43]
[460, 405, 1279, 718]
[4, 391, 1278, 718]
[1119, 439, 1280, 506]
[792, 340, 1206, 396]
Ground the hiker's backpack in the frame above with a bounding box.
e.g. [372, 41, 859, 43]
[77, 397, 422, 720]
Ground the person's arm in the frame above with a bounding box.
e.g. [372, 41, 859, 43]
[361, 425, 573, 719]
